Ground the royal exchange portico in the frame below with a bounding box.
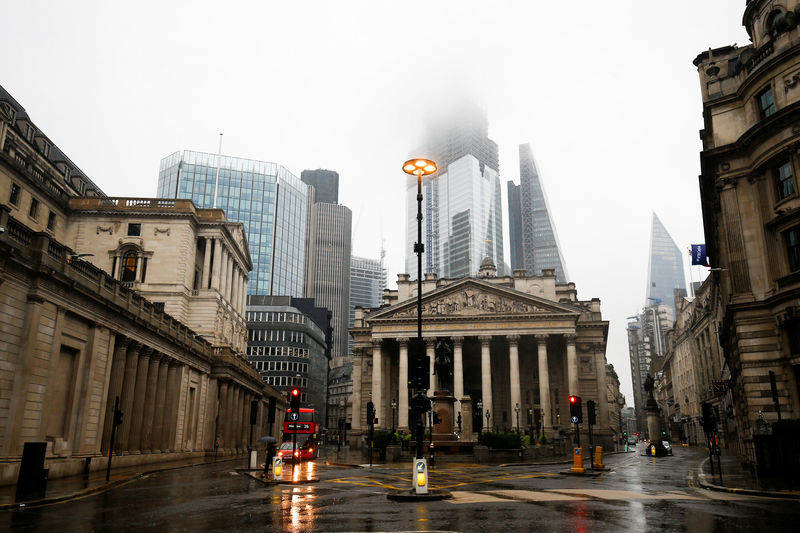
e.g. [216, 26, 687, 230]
[350, 267, 612, 447]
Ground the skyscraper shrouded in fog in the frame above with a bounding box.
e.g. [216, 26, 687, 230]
[301, 169, 339, 204]
[158, 150, 310, 297]
[646, 212, 686, 319]
[406, 103, 504, 279]
[507, 143, 569, 282]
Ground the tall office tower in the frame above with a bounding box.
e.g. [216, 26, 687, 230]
[508, 144, 569, 282]
[307, 201, 352, 360]
[301, 169, 339, 204]
[646, 212, 686, 319]
[158, 151, 310, 297]
[507, 181, 524, 271]
[348, 254, 387, 357]
[406, 103, 504, 278]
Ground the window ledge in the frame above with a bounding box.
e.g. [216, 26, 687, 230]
[776, 270, 800, 289]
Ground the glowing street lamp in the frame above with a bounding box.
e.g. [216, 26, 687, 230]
[402, 158, 437, 462]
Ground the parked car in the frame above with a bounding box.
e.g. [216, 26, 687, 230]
[627, 436, 637, 446]
[662, 441, 673, 455]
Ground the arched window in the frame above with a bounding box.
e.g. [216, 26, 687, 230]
[121, 250, 138, 282]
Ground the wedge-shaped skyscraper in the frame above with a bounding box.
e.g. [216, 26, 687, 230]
[507, 143, 568, 282]
[646, 212, 686, 319]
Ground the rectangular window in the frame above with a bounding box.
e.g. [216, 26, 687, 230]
[47, 212, 56, 231]
[28, 198, 39, 219]
[9, 183, 20, 205]
[127, 223, 141, 236]
[776, 161, 796, 200]
[786, 227, 800, 271]
[757, 86, 776, 119]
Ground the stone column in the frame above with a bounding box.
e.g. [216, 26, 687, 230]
[241, 276, 248, 311]
[102, 336, 130, 453]
[151, 356, 170, 452]
[219, 248, 229, 299]
[426, 338, 436, 395]
[116, 341, 141, 452]
[371, 339, 383, 429]
[129, 346, 153, 453]
[452, 336, 464, 407]
[162, 360, 181, 452]
[202, 237, 213, 289]
[479, 335, 492, 431]
[507, 335, 521, 432]
[231, 266, 239, 311]
[141, 352, 163, 452]
[225, 254, 234, 303]
[595, 344, 610, 429]
[536, 334, 552, 431]
[226, 384, 237, 450]
[566, 333, 578, 396]
[218, 381, 229, 450]
[351, 351, 363, 433]
[398, 337, 409, 431]
[461, 395, 473, 442]
[211, 238, 222, 290]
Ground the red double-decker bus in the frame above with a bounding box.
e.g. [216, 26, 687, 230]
[279, 408, 320, 461]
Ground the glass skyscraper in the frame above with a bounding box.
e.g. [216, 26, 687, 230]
[507, 143, 569, 282]
[157, 150, 310, 296]
[646, 212, 686, 319]
[406, 103, 504, 278]
[348, 255, 386, 357]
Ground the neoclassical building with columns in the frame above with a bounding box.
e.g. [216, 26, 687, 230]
[350, 261, 611, 447]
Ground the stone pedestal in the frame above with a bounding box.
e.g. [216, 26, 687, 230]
[461, 395, 473, 442]
[432, 391, 456, 442]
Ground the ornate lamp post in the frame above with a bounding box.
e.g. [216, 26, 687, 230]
[477, 399, 483, 432]
[485, 410, 491, 433]
[528, 408, 533, 437]
[514, 403, 520, 435]
[402, 158, 437, 460]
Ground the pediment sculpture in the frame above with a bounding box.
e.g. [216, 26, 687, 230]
[392, 288, 553, 318]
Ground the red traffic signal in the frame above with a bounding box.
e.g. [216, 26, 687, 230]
[568, 395, 582, 423]
[569, 395, 578, 403]
[289, 387, 301, 415]
[291, 387, 300, 397]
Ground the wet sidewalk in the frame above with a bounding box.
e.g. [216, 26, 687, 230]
[0, 455, 245, 510]
[697, 449, 800, 499]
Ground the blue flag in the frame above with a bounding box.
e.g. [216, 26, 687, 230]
[691, 244, 709, 266]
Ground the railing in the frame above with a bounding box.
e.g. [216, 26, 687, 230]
[745, 40, 774, 74]
[6, 218, 32, 245]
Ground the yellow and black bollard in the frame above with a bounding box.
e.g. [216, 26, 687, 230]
[592, 445, 605, 469]
[570, 447, 585, 473]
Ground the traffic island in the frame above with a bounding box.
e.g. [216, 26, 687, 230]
[386, 489, 452, 501]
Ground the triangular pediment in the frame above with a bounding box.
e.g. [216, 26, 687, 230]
[368, 278, 580, 322]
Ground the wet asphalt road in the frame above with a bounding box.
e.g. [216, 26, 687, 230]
[1, 446, 797, 532]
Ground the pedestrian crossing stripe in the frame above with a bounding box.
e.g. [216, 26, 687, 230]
[447, 489, 703, 504]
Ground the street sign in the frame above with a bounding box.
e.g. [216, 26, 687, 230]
[289, 412, 299, 421]
[571, 416, 579, 423]
[712, 381, 728, 395]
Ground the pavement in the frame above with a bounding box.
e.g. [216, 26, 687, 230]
[695, 447, 800, 499]
[0, 454, 250, 510]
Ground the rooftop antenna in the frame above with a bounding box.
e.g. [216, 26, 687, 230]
[212, 133, 223, 208]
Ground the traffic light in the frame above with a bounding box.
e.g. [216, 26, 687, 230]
[409, 349, 430, 390]
[366, 401, 375, 426]
[113, 408, 124, 427]
[586, 399, 596, 426]
[289, 387, 301, 415]
[568, 395, 582, 423]
[701, 402, 714, 433]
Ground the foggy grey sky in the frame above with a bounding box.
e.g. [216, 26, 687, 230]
[0, 1, 751, 401]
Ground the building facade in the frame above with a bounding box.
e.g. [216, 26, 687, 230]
[350, 262, 611, 446]
[158, 150, 310, 297]
[508, 143, 569, 282]
[0, 89, 282, 485]
[694, 0, 800, 469]
[246, 296, 331, 415]
[406, 103, 504, 279]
